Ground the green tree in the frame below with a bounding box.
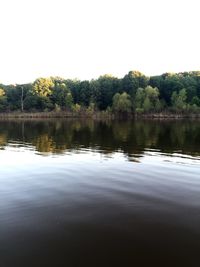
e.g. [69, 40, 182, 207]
[0, 88, 7, 111]
[122, 71, 149, 99]
[143, 97, 152, 112]
[112, 92, 132, 115]
[66, 93, 73, 109]
[86, 102, 95, 116]
[5, 85, 22, 110]
[94, 75, 119, 110]
[72, 103, 81, 114]
[79, 81, 92, 106]
[191, 96, 200, 106]
[145, 86, 161, 111]
[135, 87, 145, 112]
[51, 80, 73, 109]
[135, 86, 161, 112]
[171, 88, 187, 111]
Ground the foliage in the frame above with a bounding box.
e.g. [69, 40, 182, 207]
[135, 86, 162, 112]
[0, 88, 5, 97]
[72, 103, 81, 114]
[0, 88, 7, 111]
[86, 102, 95, 116]
[112, 92, 132, 115]
[33, 78, 54, 97]
[171, 89, 187, 111]
[0, 71, 200, 114]
[123, 71, 149, 98]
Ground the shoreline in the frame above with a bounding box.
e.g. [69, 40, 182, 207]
[0, 111, 199, 119]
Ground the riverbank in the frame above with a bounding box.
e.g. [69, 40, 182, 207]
[0, 111, 114, 119]
[0, 111, 199, 119]
[135, 112, 200, 119]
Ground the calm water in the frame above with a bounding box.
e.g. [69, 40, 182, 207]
[0, 119, 200, 267]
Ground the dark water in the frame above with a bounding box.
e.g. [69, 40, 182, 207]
[0, 119, 200, 267]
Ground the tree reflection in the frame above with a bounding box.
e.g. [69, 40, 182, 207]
[0, 119, 199, 159]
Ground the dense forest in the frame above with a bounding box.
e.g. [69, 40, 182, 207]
[0, 71, 200, 115]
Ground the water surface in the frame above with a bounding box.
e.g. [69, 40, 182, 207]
[0, 119, 200, 267]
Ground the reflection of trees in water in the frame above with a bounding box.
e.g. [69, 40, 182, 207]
[167, 122, 200, 156]
[0, 133, 7, 149]
[112, 122, 132, 142]
[133, 122, 162, 148]
[33, 134, 54, 153]
[0, 119, 199, 158]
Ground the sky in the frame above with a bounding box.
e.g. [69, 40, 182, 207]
[0, 0, 200, 84]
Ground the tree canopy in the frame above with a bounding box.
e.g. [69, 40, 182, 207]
[0, 71, 200, 114]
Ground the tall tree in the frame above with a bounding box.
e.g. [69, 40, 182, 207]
[171, 88, 187, 111]
[122, 71, 149, 99]
[33, 78, 54, 97]
[112, 92, 132, 116]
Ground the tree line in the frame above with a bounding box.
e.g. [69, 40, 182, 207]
[0, 71, 200, 115]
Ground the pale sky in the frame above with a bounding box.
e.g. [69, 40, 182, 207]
[0, 0, 200, 84]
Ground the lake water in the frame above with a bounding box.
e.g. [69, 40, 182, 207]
[0, 119, 199, 267]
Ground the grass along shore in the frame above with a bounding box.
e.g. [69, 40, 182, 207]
[0, 111, 199, 119]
